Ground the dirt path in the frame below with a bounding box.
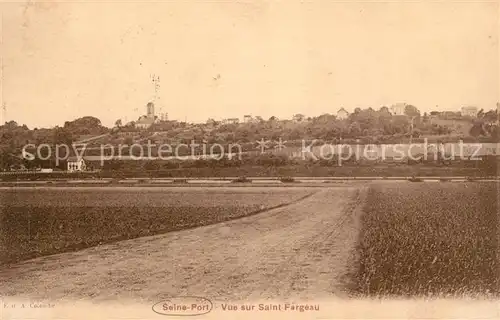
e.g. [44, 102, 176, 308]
[0, 186, 367, 306]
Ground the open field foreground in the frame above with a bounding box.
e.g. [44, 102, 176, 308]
[0, 187, 318, 264]
[1, 182, 499, 319]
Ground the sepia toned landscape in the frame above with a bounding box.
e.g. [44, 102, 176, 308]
[1, 0, 500, 319]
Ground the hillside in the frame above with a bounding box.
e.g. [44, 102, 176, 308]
[1, 106, 498, 171]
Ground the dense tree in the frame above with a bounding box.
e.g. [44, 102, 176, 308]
[477, 109, 484, 119]
[404, 105, 421, 118]
[482, 110, 498, 123]
[469, 123, 486, 137]
[379, 106, 390, 113]
[422, 112, 429, 123]
[53, 127, 73, 145]
[5, 120, 18, 128]
[348, 122, 362, 137]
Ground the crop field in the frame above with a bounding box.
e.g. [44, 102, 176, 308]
[0, 187, 316, 265]
[352, 182, 499, 297]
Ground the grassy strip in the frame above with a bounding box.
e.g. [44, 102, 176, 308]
[0, 165, 492, 181]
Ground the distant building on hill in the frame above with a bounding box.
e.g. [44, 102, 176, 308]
[135, 102, 158, 129]
[441, 111, 461, 120]
[146, 101, 155, 119]
[135, 115, 155, 129]
[222, 118, 239, 125]
[159, 112, 168, 121]
[390, 103, 406, 116]
[336, 108, 349, 120]
[243, 115, 252, 123]
[461, 106, 478, 118]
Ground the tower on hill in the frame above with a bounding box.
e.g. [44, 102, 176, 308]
[147, 102, 155, 119]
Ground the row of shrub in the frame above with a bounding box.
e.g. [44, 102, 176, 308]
[407, 176, 488, 182]
[231, 176, 298, 183]
[0, 173, 302, 183]
[1, 160, 496, 181]
[0, 171, 493, 182]
[131, 177, 298, 183]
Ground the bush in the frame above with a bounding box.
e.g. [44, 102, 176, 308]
[110, 178, 121, 184]
[408, 176, 423, 182]
[232, 176, 251, 183]
[280, 176, 297, 183]
[254, 153, 289, 167]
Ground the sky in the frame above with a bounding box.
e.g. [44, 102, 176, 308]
[1, 0, 499, 128]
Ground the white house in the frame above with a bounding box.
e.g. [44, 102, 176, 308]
[243, 115, 252, 123]
[67, 156, 87, 172]
[336, 108, 349, 120]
